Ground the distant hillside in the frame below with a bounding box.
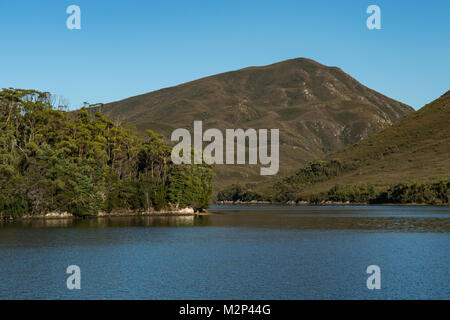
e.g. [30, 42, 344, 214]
[322, 90, 450, 188]
[237, 91, 450, 202]
[101, 58, 413, 189]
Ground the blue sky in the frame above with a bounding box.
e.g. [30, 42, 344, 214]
[0, 0, 449, 110]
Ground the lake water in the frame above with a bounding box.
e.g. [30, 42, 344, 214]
[0, 205, 449, 299]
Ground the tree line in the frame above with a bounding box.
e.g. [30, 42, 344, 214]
[0, 89, 213, 218]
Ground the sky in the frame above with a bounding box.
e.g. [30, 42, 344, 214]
[0, 0, 449, 110]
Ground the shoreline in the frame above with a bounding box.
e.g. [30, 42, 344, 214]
[1, 207, 212, 221]
[214, 201, 449, 206]
[2, 202, 449, 221]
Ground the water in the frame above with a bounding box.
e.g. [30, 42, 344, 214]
[0, 206, 449, 299]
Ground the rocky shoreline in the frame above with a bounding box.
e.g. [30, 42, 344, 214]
[1, 207, 209, 221]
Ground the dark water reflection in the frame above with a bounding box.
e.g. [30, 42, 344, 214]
[3, 205, 449, 233]
[3, 215, 203, 229]
[0, 206, 449, 299]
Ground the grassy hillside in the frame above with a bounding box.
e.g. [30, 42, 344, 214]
[99, 58, 413, 189]
[321, 90, 450, 189]
[219, 91, 450, 203]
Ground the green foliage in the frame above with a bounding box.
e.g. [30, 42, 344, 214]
[168, 164, 214, 209]
[374, 180, 450, 205]
[271, 159, 356, 202]
[0, 88, 213, 218]
[217, 176, 450, 205]
[217, 184, 264, 202]
[326, 184, 376, 203]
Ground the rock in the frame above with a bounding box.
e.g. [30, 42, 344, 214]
[45, 211, 73, 218]
[178, 207, 194, 214]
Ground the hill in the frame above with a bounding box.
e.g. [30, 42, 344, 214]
[320, 90, 450, 189]
[100, 58, 413, 189]
[221, 91, 449, 204]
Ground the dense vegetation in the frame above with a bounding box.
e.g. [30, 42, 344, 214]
[217, 178, 450, 205]
[373, 180, 450, 205]
[217, 184, 265, 202]
[270, 160, 356, 202]
[0, 89, 213, 218]
[218, 160, 356, 202]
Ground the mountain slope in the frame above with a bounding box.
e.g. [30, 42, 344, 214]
[326, 90, 450, 184]
[101, 58, 413, 188]
[264, 90, 450, 199]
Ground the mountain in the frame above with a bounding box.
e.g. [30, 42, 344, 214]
[255, 90, 450, 201]
[323, 90, 450, 187]
[100, 58, 413, 189]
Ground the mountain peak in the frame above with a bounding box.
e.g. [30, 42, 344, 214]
[101, 58, 414, 189]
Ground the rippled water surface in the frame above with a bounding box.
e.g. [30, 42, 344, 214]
[0, 206, 449, 299]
